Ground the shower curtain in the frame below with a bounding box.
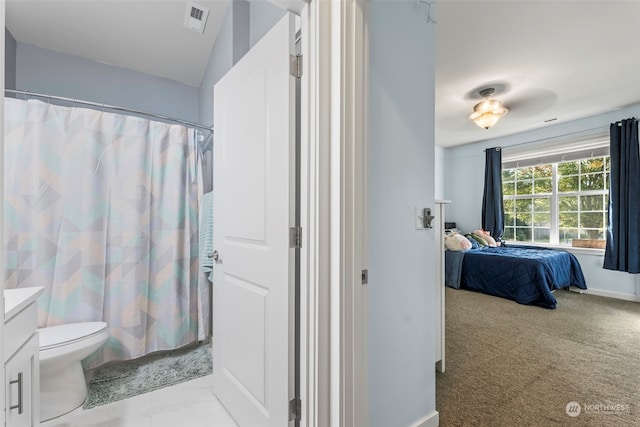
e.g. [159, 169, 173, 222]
[4, 98, 210, 367]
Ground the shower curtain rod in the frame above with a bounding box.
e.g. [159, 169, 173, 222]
[4, 89, 213, 134]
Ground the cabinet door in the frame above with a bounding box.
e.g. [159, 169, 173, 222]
[5, 333, 39, 427]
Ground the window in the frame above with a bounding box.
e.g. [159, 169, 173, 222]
[502, 156, 609, 245]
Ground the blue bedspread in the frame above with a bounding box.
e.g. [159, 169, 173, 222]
[447, 246, 587, 309]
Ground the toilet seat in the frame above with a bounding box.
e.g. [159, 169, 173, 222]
[39, 322, 108, 351]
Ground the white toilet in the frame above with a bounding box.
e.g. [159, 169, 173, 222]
[38, 322, 109, 421]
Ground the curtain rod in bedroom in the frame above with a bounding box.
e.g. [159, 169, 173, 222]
[483, 125, 608, 152]
[4, 89, 213, 134]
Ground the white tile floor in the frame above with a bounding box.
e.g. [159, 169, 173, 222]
[40, 374, 238, 427]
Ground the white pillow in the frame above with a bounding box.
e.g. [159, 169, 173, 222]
[445, 233, 472, 251]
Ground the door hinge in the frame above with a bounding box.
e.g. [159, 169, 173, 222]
[289, 397, 302, 421]
[361, 269, 368, 285]
[290, 54, 303, 78]
[290, 226, 302, 249]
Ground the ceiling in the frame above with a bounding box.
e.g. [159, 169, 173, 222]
[435, 0, 640, 147]
[5, 1, 640, 147]
[6, 0, 230, 87]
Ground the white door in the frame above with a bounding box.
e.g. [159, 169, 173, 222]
[212, 13, 297, 427]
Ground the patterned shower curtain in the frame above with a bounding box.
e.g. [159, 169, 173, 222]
[4, 98, 209, 367]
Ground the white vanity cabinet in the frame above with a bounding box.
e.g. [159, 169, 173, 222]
[4, 287, 43, 427]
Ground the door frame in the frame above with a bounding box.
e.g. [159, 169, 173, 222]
[271, 0, 369, 426]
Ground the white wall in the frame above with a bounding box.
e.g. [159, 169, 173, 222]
[368, 2, 437, 426]
[15, 43, 199, 122]
[443, 103, 640, 300]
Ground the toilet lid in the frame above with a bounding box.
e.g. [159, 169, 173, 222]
[39, 322, 108, 350]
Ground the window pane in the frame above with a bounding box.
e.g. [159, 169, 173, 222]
[558, 161, 579, 176]
[502, 169, 515, 182]
[559, 228, 578, 244]
[581, 158, 605, 173]
[503, 182, 515, 196]
[579, 230, 591, 239]
[516, 180, 533, 195]
[558, 176, 579, 192]
[515, 199, 533, 212]
[580, 212, 604, 229]
[534, 228, 550, 242]
[560, 213, 579, 228]
[581, 173, 605, 191]
[516, 213, 532, 226]
[515, 227, 532, 241]
[516, 167, 533, 180]
[533, 165, 552, 178]
[534, 213, 550, 227]
[534, 178, 552, 194]
[534, 198, 550, 212]
[583, 229, 604, 240]
[504, 213, 515, 227]
[559, 196, 578, 211]
[504, 199, 515, 212]
[580, 195, 604, 211]
[503, 227, 515, 241]
[502, 155, 610, 245]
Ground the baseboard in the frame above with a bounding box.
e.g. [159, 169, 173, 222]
[584, 288, 640, 302]
[410, 410, 439, 427]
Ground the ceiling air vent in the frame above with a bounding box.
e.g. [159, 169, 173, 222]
[184, 2, 210, 35]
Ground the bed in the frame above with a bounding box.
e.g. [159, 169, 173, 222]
[445, 245, 587, 309]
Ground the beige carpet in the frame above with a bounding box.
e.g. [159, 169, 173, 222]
[436, 288, 640, 426]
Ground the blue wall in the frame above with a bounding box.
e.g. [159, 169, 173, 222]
[11, 0, 285, 131]
[233, 0, 250, 65]
[5, 28, 16, 90]
[368, 1, 437, 426]
[198, 0, 284, 127]
[443, 104, 640, 300]
[250, 1, 287, 47]
[15, 42, 199, 123]
[198, 2, 236, 127]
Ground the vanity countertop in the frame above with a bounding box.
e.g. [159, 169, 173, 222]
[4, 287, 44, 322]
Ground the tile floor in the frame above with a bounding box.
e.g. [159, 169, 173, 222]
[41, 374, 238, 427]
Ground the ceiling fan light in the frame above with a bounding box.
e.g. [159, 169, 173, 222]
[469, 111, 504, 129]
[469, 99, 509, 129]
[468, 90, 509, 129]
